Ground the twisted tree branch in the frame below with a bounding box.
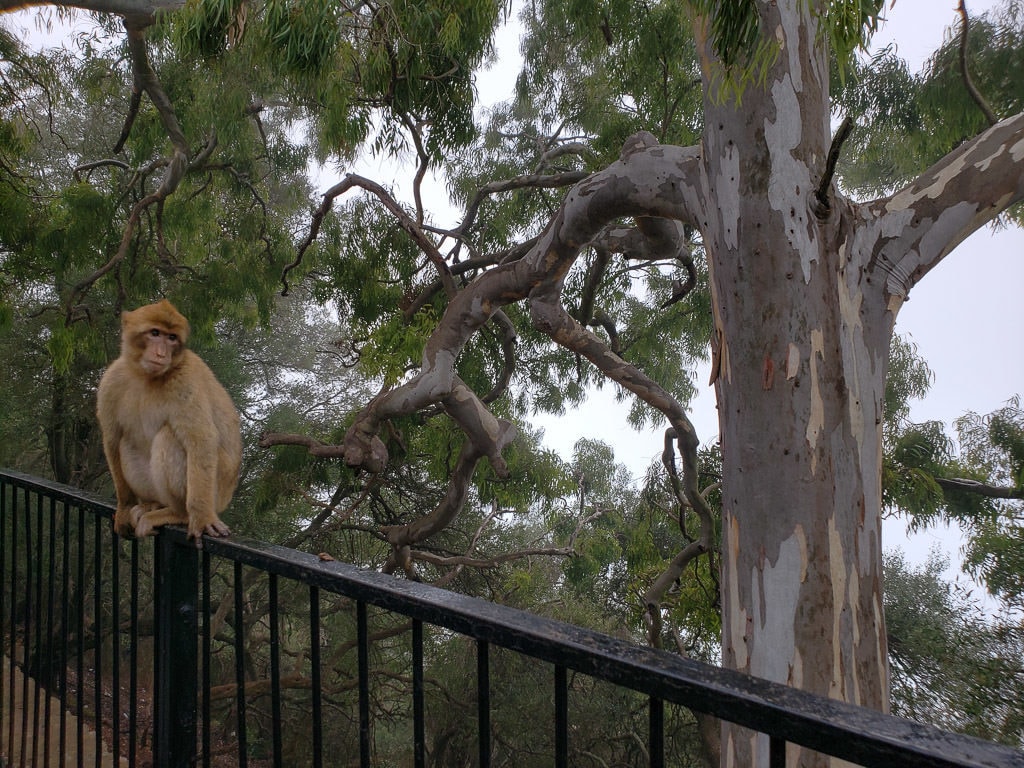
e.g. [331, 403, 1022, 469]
[957, 0, 998, 127]
[67, 20, 204, 312]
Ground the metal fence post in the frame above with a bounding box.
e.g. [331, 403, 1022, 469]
[153, 532, 199, 768]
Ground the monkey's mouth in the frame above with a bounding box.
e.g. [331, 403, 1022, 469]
[141, 360, 172, 376]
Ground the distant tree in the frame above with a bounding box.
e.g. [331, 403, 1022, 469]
[887, 395, 1024, 612]
[885, 548, 1024, 746]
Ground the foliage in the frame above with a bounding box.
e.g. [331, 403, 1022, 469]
[884, 394, 1024, 610]
[686, 0, 886, 97]
[0, 18, 310, 484]
[515, 0, 703, 151]
[885, 549, 1024, 745]
[836, 0, 1024, 222]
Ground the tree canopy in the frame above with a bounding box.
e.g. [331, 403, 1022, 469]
[2, 0, 1023, 763]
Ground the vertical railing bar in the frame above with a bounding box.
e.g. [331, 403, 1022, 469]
[92, 514, 103, 768]
[770, 735, 787, 768]
[202, 550, 212, 768]
[20, 487, 33, 768]
[0, 479, 5, 760]
[233, 560, 248, 768]
[59, 500, 71, 768]
[43, 496, 59, 768]
[309, 586, 323, 768]
[128, 539, 139, 768]
[151, 529, 163, 757]
[6, 484, 17, 765]
[76, 504, 85, 768]
[269, 573, 283, 767]
[153, 534, 199, 767]
[110, 517, 121, 767]
[648, 696, 664, 768]
[357, 600, 371, 768]
[412, 619, 425, 768]
[31, 490, 44, 768]
[477, 639, 490, 768]
[554, 665, 568, 768]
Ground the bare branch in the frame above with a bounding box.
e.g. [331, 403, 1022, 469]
[381, 436, 487, 577]
[640, 428, 717, 646]
[73, 159, 131, 180]
[587, 308, 619, 354]
[574, 244, 612, 325]
[67, 21, 197, 311]
[0, 0, 183, 23]
[957, 0, 999, 127]
[814, 114, 853, 217]
[341, 133, 706, 476]
[534, 141, 593, 173]
[937, 476, 1024, 500]
[258, 432, 348, 458]
[285, 173, 455, 296]
[412, 546, 576, 569]
[871, 112, 1024, 301]
[113, 80, 142, 154]
[396, 110, 430, 226]
[480, 309, 516, 404]
[454, 169, 590, 238]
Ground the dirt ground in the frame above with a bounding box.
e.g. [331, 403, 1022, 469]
[1, 656, 127, 767]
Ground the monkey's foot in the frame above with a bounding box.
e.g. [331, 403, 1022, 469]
[130, 504, 149, 527]
[133, 513, 156, 538]
[113, 506, 136, 538]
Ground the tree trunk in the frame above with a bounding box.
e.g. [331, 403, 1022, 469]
[700, 5, 891, 765]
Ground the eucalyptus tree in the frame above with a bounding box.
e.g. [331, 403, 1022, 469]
[885, 549, 1024, 746]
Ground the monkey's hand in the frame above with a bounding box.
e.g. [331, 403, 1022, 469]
[188, 515, 231, 548]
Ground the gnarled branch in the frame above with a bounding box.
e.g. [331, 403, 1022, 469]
[957, 0, 998, 127]
[937, 476, 1024, 500]
[67, 20, 205, 312]
[337, 133, 712, 584]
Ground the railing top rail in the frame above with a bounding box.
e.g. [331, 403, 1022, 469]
[3, 468, 1021, 768]
[2, 467, 115, 516]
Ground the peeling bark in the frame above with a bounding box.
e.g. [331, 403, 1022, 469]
[692, 3, 1024, 766]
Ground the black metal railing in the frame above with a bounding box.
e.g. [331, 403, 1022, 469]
[1, 468, 1021, 768]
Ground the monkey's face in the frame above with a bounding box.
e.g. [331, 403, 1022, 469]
[138, 327, 182, 377]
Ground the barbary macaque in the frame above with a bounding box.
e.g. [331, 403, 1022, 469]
[96, 300, 241, 546]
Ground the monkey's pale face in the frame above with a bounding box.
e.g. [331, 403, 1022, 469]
[139, 327, 182, 377]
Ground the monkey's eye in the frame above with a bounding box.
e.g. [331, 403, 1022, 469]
[168, 334, 178, 342]
[149, 328, 161, 337]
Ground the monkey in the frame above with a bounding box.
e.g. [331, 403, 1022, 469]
[96, 299, 241, 547]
